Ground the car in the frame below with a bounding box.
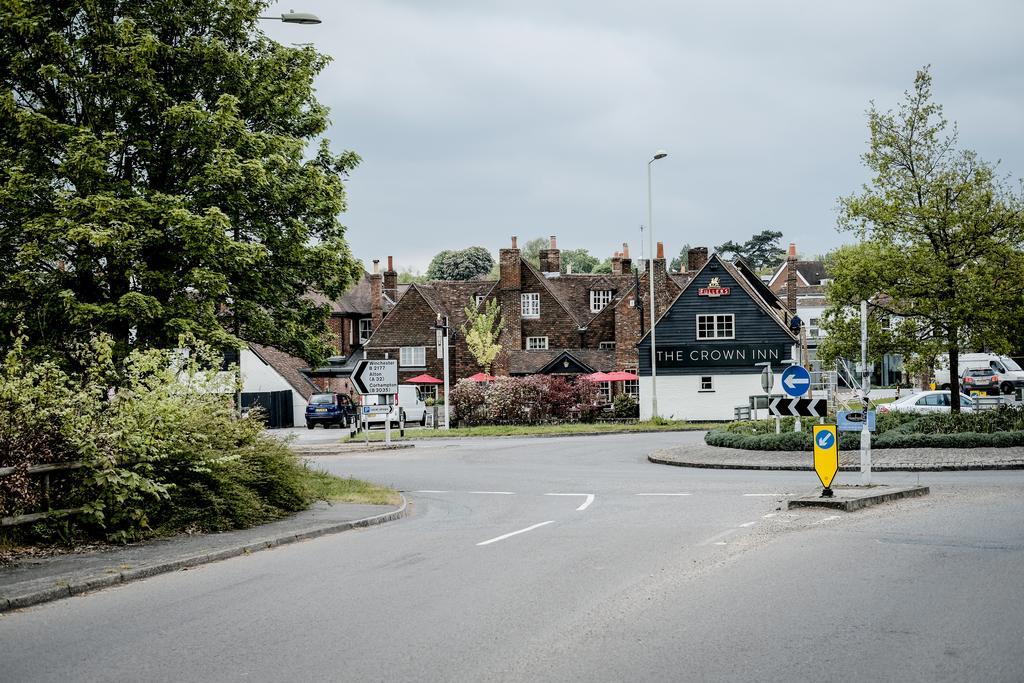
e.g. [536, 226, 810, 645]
[305, 392, 357, 429]
[961, 368, 1000, 396]
[935, 353, 1024, 395]
[360, 385, 428, 428]
[877, 390, 975, 414]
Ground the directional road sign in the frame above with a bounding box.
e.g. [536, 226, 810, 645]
[768, 397, 827, 417]
[812, 425, 839, 489]
[361, 405, 393, 415]
[781, 365, 811, 397]
[837, 410, 876, 432]
[352, 359, 398, 395]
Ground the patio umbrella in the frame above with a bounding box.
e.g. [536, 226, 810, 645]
[605, 370, 639, 382]
[406, 373, 443, 384]
[466, 372, 496, 382]
[582, 372, 613, 382]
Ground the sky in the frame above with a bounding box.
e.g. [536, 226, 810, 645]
[263, 0, 1024, 273]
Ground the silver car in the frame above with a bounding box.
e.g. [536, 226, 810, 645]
[878, 390, 975, 414]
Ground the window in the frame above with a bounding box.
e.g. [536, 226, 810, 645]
[809, 318, 820, 339]
[590, 289, 612, 313]
[599, 341, 616, 350]
[624, 378, 638, 398]
[699, 376, 714, 392]
[400, 346, 425, 367]
[696, 314, 735, 340]
[526, 336, 548, 350]
[358, 318, 373, 344]
[598, 381, 611, 403]
[475, 295, 486, 308]
[521, 292, 540, 318]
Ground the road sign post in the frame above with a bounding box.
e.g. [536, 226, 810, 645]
[812, 425, 839, 497]
[860, 300, 872, 485]
[352, 359, 398, 396]
[782, 364, 811, 433]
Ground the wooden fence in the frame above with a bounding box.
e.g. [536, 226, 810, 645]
[0, 461, 85, 527]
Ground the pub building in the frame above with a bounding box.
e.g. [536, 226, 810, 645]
[637, 253, 800, 421]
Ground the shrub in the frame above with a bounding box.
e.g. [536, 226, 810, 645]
[612, 393, 638, 419]
[450, 380, 486, 425]
[485, 377, 527, 422]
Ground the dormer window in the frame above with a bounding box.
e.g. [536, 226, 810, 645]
[590, 289, 612, 313]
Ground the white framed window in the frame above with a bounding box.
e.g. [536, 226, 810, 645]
[624, 378, 638, 397]
[400, 346, 425, 367]
[521, 292, 540, 319]
[599, 341, 616, 350]
[358, 318, 373, 344]
[696, 314, 735, 340]
[475, 295, 486, 308]
[598, 381, 611, 402]
[526, 336, 548, 350]
[590, 289, 612, 313]
[699, 376, 714, 392]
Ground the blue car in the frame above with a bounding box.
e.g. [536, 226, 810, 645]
[305, 393, 356, 429]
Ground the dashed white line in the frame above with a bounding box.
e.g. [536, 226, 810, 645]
[814, 515, 842, 524]
[546, 493, 595, 511]
[739, 521, 757, 528]
[635, 493, 692, 496]
[468, 491, 516, 495]
[700, 528, 739, 546]
[714, 541, 728, 546]
[476, 521, 555, 547]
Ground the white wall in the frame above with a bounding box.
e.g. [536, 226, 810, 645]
[640, 372, 784, 421]
[240, 349, 308, 427]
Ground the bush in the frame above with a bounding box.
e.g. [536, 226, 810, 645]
[612, 393, 638, 419]
[450, 380, 486, 426]
[0, 337, 315, 543]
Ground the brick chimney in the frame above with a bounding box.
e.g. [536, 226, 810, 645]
[620, 243, 632, 273]
[653, 241, 666, 275]
[369, 259, 383, 329]
[539, 235, 560, 274]
[687, 247, 709, 273]
[383, 255, 398, 302]
[497, 236, 523, 361]
[786, 242, 798, 314]
[611, 250, 624, 276]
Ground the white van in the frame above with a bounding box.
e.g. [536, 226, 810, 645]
[935, 353, 1024, 394]
[361, 384, 428, 427]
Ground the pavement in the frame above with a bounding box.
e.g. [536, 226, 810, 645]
[0, 499, 405, 613]
[650, 430, 1024, 470]
[1, 431, 1022, 682]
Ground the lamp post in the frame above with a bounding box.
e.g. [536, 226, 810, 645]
[647, 150, 668, 419]
[258, 10, 322, 24]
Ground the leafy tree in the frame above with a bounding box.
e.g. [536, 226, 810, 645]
[461, 297, 503, 374]
[715, 230, 785, 270]
[397, 267, 428, 284]
[521, 237, 548, 269]
[668, 244, 692, 272]
[825, 67, 1024, 410]
[425, 247, 494, 280]
[560, 248, 599, 274]
[591, 258, 613, 274]
[714, 240, 746, 261]
[0, 0, 362, 369]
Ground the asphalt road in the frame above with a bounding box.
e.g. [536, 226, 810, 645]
[2, 431, 1022, 682]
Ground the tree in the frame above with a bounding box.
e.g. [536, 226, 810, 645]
[714, 230, 785, 270]
[425, 247, 494, 280]
[397, 268, 428, 285]
[560, 248, 599, 274]
[668, 244, 692, 273]
[521, 237, 548, 269]
[826, 67, 1024, 411]
[461, 297, 503, 374]
[0, 0, 362, 369]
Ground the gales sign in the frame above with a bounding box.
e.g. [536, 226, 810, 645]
[698, 277, 731, 297]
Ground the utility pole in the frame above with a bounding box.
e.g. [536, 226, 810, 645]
[860, 300, 872, 484]
[434, 314, 451, 430]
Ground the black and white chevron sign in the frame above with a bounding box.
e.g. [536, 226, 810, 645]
[768, 397, 827, 417]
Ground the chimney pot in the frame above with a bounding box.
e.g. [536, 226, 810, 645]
[788, 243, 797, 259]
[387, 255, 394, 272]
[511, 236, 518, 249]
[372, 259, 380, 275]
[656, 242, 664, 260]
[622, 243, 630, 259]
[550, 235, 557, 249]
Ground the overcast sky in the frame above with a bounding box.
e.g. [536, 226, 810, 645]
[263, 0, 1024, 273]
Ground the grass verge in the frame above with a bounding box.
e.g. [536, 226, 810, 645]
[345, 420, 719, 441]
[302, 468, 401, 506]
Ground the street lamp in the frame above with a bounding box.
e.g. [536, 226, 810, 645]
[258, 10, 322, 24]
[647, 149, 668, 419]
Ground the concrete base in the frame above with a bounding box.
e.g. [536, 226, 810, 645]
[787, 485, 929, 511]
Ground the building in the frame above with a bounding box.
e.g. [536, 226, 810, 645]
[240, 343, 319, 428]
[638, 253, 799, 420]
[358, 236, 702, 399]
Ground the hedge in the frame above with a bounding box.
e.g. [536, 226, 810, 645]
[704, 427, 1024, 450]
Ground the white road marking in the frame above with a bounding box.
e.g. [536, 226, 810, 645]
[814, 515, 842, 524]
[762, 513, 777, 519]
[635, 493, 692, 496]
[468, 491, 516, 495]
[700, 528, 739, 546]
[476, 521, 555, 547]
[546, 493, 595, 511]
[412, 490, 449, 493]
[739, 521, 757, 528]
[714, 541, 728, 546]
[743, 493, 792, 497]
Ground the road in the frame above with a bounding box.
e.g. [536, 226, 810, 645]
[2, 431, 1023, 682]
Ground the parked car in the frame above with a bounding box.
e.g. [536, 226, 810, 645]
[878, 390, 975, 414]
[305, 393, 357, 429]
[361, 385, 428, 428]
[935, 353, 1024, 395]
[961, 368, 1000, 396]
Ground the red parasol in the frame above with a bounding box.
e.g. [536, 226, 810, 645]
[605, 371, 639, 381]
[406, 373, 443, 384]
[582, 372, 613, 382]
[466, 372, 497, 382]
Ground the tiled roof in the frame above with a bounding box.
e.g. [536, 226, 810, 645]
[507, 348, 616, 375]
[248, 343, 318, 400]
[543, 273, 636, 326]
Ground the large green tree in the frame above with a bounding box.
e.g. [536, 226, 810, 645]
[824, 68, 1024, 410]
[0, 0, 361, 368]
[714, 230, 785, 270]
[425, 246, 494, 280]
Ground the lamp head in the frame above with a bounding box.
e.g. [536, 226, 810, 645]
[652, 150, 668, 160]
[281, 11, 322, 24]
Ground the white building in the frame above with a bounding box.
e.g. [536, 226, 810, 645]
[241, 343, 318, 428]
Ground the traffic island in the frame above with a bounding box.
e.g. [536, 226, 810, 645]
[787, 485, 929, 512]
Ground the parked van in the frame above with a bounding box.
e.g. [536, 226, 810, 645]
[360, 384, 428, 427]
[935, 353, 1024, 394]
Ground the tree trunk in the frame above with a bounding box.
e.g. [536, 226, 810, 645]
[947, 328, 961, 413]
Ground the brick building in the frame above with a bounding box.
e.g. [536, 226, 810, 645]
[357, 236, 709, 399]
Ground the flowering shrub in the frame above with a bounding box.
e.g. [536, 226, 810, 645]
[450, 374, 603, 425]
[450, 380, 487, 425]
[485, 377, 528, 422]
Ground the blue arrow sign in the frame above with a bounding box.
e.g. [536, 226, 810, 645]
[815, 430, 835, 449]
[781, 365, 811, 397]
